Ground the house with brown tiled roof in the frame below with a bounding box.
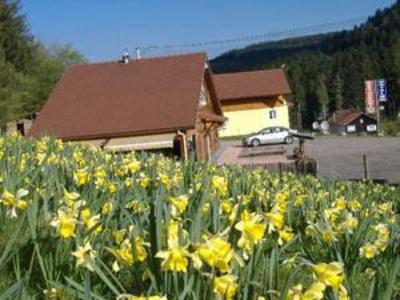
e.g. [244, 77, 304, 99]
[328, 109, 377, 134]
[28, 53, 225, 161]
[213, 69, 292, 137]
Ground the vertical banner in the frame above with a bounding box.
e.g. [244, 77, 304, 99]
[376, 79, 388, 102]
[365, 80, 376, 114]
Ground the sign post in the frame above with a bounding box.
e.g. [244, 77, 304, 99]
[364, 80, 376, 114]
[377, 79, 388, 102]
[375, 81, 380, 136]
[376, 79, 387, 135]
[365, 79, 387, 136]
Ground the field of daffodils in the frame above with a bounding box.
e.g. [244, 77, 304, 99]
[0, 134, 399, 299]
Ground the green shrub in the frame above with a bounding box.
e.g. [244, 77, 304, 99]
[382, 119, 400, 136]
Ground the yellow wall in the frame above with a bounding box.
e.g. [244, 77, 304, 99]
[220, 104, 290, 137]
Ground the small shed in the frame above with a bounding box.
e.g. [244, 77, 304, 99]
[6, 114, 37, 136]
[329, 109, 377, 134]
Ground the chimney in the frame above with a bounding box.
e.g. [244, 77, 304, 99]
[121, 50, 130, 64]
[135, 47, 141, 60]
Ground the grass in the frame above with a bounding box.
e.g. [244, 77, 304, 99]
[382, 119, 400, 136]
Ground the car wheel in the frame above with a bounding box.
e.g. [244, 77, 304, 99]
[251, 139, 261, 147]
[284, 136, 294, 144]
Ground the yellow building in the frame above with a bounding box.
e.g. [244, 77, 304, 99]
[214, 69, 291, 137]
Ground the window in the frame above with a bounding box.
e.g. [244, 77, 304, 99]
[269, 110, 277, 119]
[199, 85, 207, 107]
[261, 129, 272, 135]
[347, 125, 356, 133]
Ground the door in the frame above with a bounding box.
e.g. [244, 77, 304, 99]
[259, 128, 273, 144]
[268, 127, 284, 143]
[276, 127, 289, 143]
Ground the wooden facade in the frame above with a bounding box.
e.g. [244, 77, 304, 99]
[221, 97, 286, 112]
[192, 82, 223, 161]
[329, 110, 377, 134]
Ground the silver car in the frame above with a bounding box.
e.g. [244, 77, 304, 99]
[243, 127, 297, 147]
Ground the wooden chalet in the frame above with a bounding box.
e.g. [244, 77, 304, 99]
[329, 109, 377, 134]
[28, 53, 225, 161]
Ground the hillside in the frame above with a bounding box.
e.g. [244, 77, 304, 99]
[211, 1, 400, 128]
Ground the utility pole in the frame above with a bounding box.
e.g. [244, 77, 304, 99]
[135, 47, 142, 59]
[375, 81, 380, 136]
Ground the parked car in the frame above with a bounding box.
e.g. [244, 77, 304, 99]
[242, 127, 298, 147]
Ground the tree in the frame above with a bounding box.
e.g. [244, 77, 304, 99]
[332, 71, 344, 110]
[315, 75, 329, 120]
[0, 0, 87, 127]
[288, 64, 306, 129]
[0, 0, 34, 71]
[26, 43, 87, 113]
[211, 0, 400, 127]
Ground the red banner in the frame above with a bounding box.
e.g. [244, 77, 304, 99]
[365, 80, 376, 114]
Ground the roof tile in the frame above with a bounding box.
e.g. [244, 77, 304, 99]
[213, 69, 291, 101]
[29, 53, 208, 140]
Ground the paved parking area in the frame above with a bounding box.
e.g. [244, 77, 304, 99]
[217, 136, 400, 183]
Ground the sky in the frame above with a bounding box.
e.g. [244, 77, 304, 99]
[21, 0, 396, 62]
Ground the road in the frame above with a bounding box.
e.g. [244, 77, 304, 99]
[218, 136, 400, 183]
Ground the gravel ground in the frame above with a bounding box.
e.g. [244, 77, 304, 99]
[218, 136, 400, 183]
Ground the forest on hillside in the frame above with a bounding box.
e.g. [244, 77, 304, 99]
[0, 0, 86, 128]
[211, 1, 400, 129]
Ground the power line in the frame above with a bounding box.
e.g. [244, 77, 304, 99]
[134, 16, 367, 57]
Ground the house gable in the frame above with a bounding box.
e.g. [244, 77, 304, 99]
[28, 53, 208, 141]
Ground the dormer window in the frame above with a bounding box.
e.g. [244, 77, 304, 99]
[199, 85, 208, 107]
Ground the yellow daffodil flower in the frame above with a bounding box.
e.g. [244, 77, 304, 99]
[73, 168, 89, 187]
[301, 281, 326, 300]
[108, 182, 117, 193]
[265, 211, 284, 232]
[235, 212, 266, 255]
[360, 243, 378, 259]
[50, 210, 77, 239]
[287, 283, 303, 300]
[72, 242, 97, 271]
[169, 195, 188, 216]
[211, 176, 228, 197]
[278, 227, 295, 245]
[155, 245, 189, 273]
[101, 201, 113, 215]
[193, 236, 234, 273]
[138, 173, 150, 188]
[111, 237, 148, 272]
[213, 275, 239, 300]
[0, 188, 29, 218]
[312, 262, 344, 289]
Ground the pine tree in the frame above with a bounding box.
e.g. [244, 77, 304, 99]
[332, 71, 344, 110]
[0, 0, 34, 72]
[211, 1, 400, 127]
[0, 0, 86, 127]
[315, 75, 329, 120]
